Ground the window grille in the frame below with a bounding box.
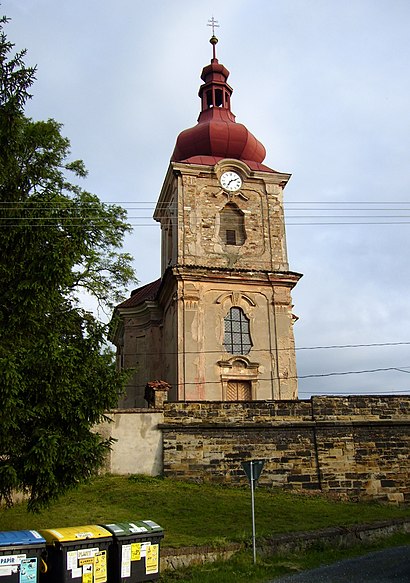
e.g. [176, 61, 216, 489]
[223, 307, 252, 355]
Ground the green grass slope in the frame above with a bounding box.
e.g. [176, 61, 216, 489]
[0, 475, 409, 549]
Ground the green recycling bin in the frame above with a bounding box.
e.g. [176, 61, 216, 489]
[102, 521, 164, 582]
[39, 524, 112, 583]
[0, 530, 46, 582]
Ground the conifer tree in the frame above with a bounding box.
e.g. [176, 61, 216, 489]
[0, 15, 135, 510]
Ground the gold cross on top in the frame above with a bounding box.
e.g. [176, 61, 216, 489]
[207, 16, 220, 36]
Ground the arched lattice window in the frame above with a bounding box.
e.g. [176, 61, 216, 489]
[220, 203, 246, 246]
[224, 307, 252, 355]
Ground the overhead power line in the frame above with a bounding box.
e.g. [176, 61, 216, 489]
[130, 367, 410, 390]
[5, 200, 410, 226]
[112, 341, 410, 357]
[4, 200, 410, 205]
[298, 388, 410, 396]
[299, 366, 410, 379]
[5, 217, 410, 226]
[297, 341, 410, 351]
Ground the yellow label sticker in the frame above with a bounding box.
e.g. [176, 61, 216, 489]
[94, 551, 107, 583]
[146, 544, 159, 575]
[82, 563, 93, 583]
[131, 543, 141, 562]
[79, 557, 94, 566]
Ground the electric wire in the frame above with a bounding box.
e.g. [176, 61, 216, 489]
[113, 341, 410, 357]
[3, 200, 410, 387]
[5, 198, 410, 226]
[130, 369, 410, 391]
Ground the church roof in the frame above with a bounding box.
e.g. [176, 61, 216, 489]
[118, 278, 161, 309]
[171, 35, 274, 172]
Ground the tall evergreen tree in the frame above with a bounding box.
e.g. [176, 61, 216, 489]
[0, 15, 135, 510]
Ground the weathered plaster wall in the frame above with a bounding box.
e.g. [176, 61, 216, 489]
[98, 409, 164, 475]
[160, 396, 410, 502]
[119, 312, 163, 408]
[151, 161, 301, 402]
[174, 278, 297, 402]
[175, 163, 290, 272]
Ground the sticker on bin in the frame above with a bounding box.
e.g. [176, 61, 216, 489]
[128, 523, 148, 534]
[0, 554, 26, 566]
[121, 542, 148, 577]
[82, 563, 93, 583]
[0, 566, 18, 577]
[121, 541, 160, 577]
[0, 555, 35, 580]
[66, 548, 107, 583]
[19, 557, 38, 583]
[75, 531, 94, 539]
[146, 544, 159, 575]
[142, 520, 162, 531]
[78, 548, 99, 560]
[104, 524, 124, 534]
[94, 551, 107, 583]
[121, 544, 131, 578]
[131, 543, 141, 561]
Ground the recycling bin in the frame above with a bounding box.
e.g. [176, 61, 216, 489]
[102, 521, 164, 582]
[0, 529, 46, 582]
[39, 524, 112, 583]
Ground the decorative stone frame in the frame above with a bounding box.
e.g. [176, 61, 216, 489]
[214, 158, 251, 185]
[217, 356, 260, 401]
[219, 202, 247, 247]
[215, 291, 260, 400]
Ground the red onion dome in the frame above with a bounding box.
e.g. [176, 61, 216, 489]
[171, 36, 268, 171]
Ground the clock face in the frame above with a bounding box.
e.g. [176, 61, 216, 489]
[220, 171, 242, 192]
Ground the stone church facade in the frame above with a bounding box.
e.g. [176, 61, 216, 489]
[111, 36, 301, 407]
[105, 36, 410, 504]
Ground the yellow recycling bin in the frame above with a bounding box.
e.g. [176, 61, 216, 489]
[39, 525, 112, 583]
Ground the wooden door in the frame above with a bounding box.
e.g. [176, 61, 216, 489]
[227, 380, 252, 401]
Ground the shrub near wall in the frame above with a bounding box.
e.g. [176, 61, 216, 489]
[160, 396, 410, 503]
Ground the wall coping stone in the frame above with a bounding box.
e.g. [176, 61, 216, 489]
[159, 422, 316, 430]
[159, 419, 410, 431]
[160, 518, 410, 572]
[108, 408, 164, 414]
[259, 517, 410, 554]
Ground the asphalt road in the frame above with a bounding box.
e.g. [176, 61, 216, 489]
[270, 545, 410, 582]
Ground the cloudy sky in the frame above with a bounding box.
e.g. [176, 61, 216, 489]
[4, 0, 410, 398]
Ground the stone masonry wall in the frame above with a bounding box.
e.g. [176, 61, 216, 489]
[160, 396, 410, 502]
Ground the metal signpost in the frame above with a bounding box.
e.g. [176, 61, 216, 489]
[241, 459, 265, 564]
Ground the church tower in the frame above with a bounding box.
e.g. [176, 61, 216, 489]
[112, 35, 302, 407]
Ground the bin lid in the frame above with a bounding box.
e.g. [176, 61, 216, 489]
[103, 521, 163, 537]
[0, 530, 45, 546]
[39, 525, 112, 543]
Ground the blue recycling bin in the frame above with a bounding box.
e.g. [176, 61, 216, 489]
[0, 530, 46, 582]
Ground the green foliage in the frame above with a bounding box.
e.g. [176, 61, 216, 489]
[0, 16, 135, 510]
